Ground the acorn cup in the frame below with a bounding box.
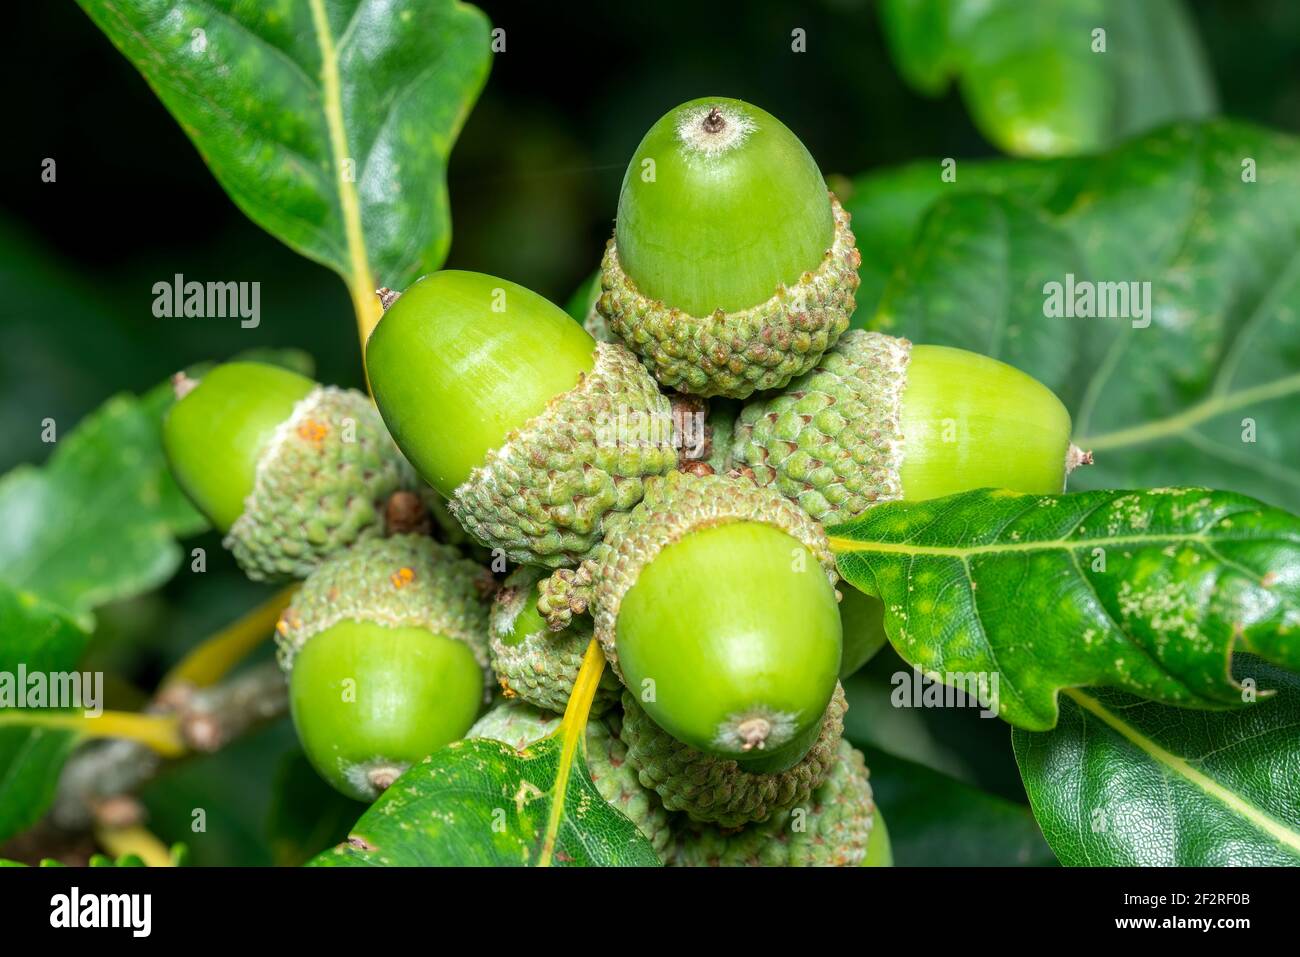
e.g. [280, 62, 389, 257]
[365, 270, 679, 568]
[599, 97, 861, 399]
[488, 566, 620, 715]
[667, 739, 875, 866]
[162, 361, 418, 580]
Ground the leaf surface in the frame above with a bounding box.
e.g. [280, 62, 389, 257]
[831, 487, 1300, 729]
[1013, 656, 1300, 865]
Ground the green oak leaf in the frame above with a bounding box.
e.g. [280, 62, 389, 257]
[1013, 656, 1300, 865]
[829, 486, 1300, 730]
[847, 121, 1300, 513]
[310, 734, 660, 867]
[859, 746, 1055, 866]
[0, 585, 90, 843]
[0, 388, 203, 623]
[879, 0, 1214, 156]
[76, 0, 491, 327]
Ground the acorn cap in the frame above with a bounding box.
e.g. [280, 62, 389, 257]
[668, 740, 874, 866]
[468, 698, 673, 857]
[568, 470, 838, 683]
[599, 194, 860, 398]
[275, 534, 492, 694]
[732, 330, 908, 526]
[488, 567, 620, 715]
[619, 684, 847, 828]
[226, 386, 419, 580]
[449, 341, 679, 568]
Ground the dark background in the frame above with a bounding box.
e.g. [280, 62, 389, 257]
[2, 0, 1300, 864]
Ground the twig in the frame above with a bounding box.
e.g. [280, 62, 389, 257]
[50, 661, 289, 831]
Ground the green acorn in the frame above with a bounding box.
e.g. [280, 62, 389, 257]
[163, 361, 417, 580]
[732, 330, 1084, 525]
[488, 567, 620, 715]
[366, 271, 679, 568]
[599, 97, 860, 398]
[620, 685, 847, 828]
[468, 699, 673, 857]
[864, 805, 893, 867]
[276, 535, 492, 802]
[668, 740, 874, 866]
[539, 470, 842, 772]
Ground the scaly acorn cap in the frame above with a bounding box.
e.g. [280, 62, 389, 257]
[275, 534, 492, 691]
[468, 699, 674, 857]
[732, 330, 1079, 525]
[449, 341, 679, 567]
[226, 386, 419, 580]
[599, 194, 859, 399]
[619, 684, 847, 828]
[488, 567, 620, 715]
[539, 470, 838, 681]
[668, 739, 874, 866]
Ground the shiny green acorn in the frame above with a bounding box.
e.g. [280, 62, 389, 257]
[276, 535, 491, 802]
[366, 271, 677, 567]
[733, 331, 1081, 526]
[162, 361, 417, 580]
[599, 97, 860, 398]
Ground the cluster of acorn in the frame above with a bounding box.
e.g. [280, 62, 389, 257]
[162, 98, 1078, 866]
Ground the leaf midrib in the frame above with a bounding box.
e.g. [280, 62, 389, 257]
[308, 0, 380, 345]
[828, 530, 1275, 559]
[1065, 689, 1300, 854]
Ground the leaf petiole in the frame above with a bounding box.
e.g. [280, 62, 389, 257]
[537, 637, 606, 867]
[0, 710, 186, 757]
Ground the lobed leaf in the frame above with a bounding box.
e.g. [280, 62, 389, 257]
[830, 487, 1300, 730]
[77, 0, 492, 336]
[1013, 656, 1300, 865]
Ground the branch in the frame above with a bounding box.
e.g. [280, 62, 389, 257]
[50, 661, 289, 831]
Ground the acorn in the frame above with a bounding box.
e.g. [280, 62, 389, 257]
[667, 739, 874, 866]
[366, 271, 679, 568]
[599, 97, 860, 398]
[275, 535, 492, 802]
[468, 699, 673, 857]
[539, 470, 842, 772]
[732, 330, 1083, 525]
[162, 361, 416, 580]
[488, 567, 620, 715]
[619, 685, 848, 828]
